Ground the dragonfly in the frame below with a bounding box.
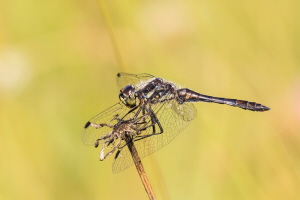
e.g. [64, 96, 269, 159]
[82, 73, 270, 173]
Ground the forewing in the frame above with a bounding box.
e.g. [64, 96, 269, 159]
[116, 73, 154, 90]
[82, 102, 130, 145]
[112, 99, 194, 173]
[135, 99, 193, 157]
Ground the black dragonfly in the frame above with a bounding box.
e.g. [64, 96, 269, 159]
[82, 73, 270, 173]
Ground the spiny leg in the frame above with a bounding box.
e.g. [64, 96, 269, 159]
[134, 107, 164, 141]
[137, 106, 156, 134]
[132, 114, 156, 133]
[148, 106, 163, 134]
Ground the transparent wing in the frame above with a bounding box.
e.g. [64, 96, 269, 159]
[112, 98, 196, 173]
[82, 102, 130, 145]
[116, 73, 155, 90]
[111, 113, 155, 173]
[170, 101, 197, 121]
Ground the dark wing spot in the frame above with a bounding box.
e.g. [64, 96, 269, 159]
[84, 121, 91, 129]
[114, 150, 121, 159]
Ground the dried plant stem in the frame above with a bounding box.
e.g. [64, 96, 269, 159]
[126, 137, 156, 200]
[97, 0, 126, 71]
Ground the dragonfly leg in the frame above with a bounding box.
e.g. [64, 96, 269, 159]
[142, 106, 160, 134]
[149, 106, 163, 134]
[133, 115, 157, 133]
[134, 108, 164, 141]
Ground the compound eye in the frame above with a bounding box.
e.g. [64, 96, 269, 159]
[122, 85, 135, 96]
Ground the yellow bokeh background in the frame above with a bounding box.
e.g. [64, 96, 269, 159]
[1, 0, 299, 199]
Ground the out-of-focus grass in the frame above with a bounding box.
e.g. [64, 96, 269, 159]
[0, 0, 299, 199]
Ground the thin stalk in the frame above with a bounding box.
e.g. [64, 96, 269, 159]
[97, 0, 126, 71]
[126, 136, 156, 200]
[97, 2, 156, 199]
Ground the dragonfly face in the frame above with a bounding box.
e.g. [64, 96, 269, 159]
[119, 84, 137, 108]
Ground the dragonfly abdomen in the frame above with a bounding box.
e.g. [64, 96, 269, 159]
[177, 88, 270, 112]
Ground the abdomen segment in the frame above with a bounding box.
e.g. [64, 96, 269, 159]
[176, 88, 270, 112]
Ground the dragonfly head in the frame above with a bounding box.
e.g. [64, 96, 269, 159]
[119, 85, 138, 108]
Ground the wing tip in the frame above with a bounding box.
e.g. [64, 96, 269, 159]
[84, 121, 91, 129]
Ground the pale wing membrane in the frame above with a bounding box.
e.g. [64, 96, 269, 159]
[116, 73, 154, 90]
[171, 102, 197, 121]
[82, 102, 130, 145]
[112, 98, 193, 173]
[136, 99, 192, 158]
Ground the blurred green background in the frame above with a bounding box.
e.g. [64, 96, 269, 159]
[1, 0, 299, 199]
